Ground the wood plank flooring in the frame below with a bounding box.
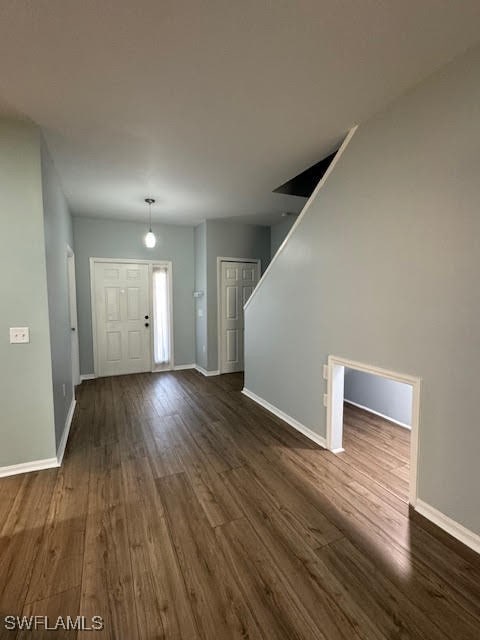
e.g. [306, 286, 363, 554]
[341, 403, 410, 501]
[1, 370, 479, 639]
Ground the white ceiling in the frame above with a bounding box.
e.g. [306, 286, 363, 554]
[0, 1, 479, 226]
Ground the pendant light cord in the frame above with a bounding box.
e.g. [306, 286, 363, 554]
[144, 197, 157, 248]
[145, 197, 155, 232]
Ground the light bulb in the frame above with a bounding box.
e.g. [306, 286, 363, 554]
[144, 231, 156, 248]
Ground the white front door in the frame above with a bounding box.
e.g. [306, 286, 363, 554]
[220, 260, 260, 374]
[93, 261, 151, 377]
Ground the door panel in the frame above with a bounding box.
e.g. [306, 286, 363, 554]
[126, 268, 141, 280]
[127, 331, 142, 359]
[242, 286, 253, 306]
[225, 267, 238, 280]
[242, 267, 255, 281]
[220, 260, 260, 373]
[106, 331, 122, 362]
[104, 267, 120, 280]
[105, 287, 120, 321]
[94, 262, 151, 377]
[226, 329, 238, 362]
[226, 286, 238, 320]
[127, 287, 141, 320]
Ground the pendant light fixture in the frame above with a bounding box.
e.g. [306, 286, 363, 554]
[144, 198, 156, 248]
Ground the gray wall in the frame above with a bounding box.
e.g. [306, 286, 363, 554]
[270, 215, 299, 258]
[205, 220, 271, 371]
[41, 141, 75, 448]
[73, 216, 195, 374]
[194, 222, 208, 370]
[344, 368, 412, 427]
[0, 118, 56, 466]
[245, 45, 480, 534]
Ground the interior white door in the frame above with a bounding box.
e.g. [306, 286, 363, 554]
[220, 260, 260, 373]
[93, 261, 151, 377]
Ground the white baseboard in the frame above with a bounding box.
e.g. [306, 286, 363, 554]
[80, 373, 95, 382]
[344, 399, 411, 430]
[56, 399, 76, 466]
[0, 398, 77, 479]
[242, 388, 327, 448]
[82, 366, 221, 378]
[0, 457, 59, 478]
[195, 365, 220, 377]
[415, 499, 480, 555]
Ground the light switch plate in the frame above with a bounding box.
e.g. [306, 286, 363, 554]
[10, 327, 30, 344]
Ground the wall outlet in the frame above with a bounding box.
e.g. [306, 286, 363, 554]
[10, 327, 30, 344]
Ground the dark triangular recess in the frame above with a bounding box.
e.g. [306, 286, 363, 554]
[273, 150, 338, 198]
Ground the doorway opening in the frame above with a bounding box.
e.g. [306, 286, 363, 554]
[326, 356, 420, 505]
[217, 257, 260, 374]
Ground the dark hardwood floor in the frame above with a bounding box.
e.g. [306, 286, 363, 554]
[342, 403, 410, 501]
[1, 370, 479, 639]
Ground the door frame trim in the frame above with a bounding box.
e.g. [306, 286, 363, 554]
[66, 244, 80, 388]
[216, 257, 261, 374]
[89, 257, 173, 377]
[326, 354, 421, 507]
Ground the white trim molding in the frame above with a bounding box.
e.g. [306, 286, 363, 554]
[242, 388, 327, 449]
[0, 399, 77, 478]
[56, 399, 76, 466]
[67, 245, 81, 387]
[415, 500, 480, 555]
[173, 364, 196, 371]
[195, 365, 220, 377]
[0, 397, 78, 478]
[0, 457, 59, 479]
[344, 399, 411, 430]
[244, 125, 358, 312]
[80, 373, 95, 382]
